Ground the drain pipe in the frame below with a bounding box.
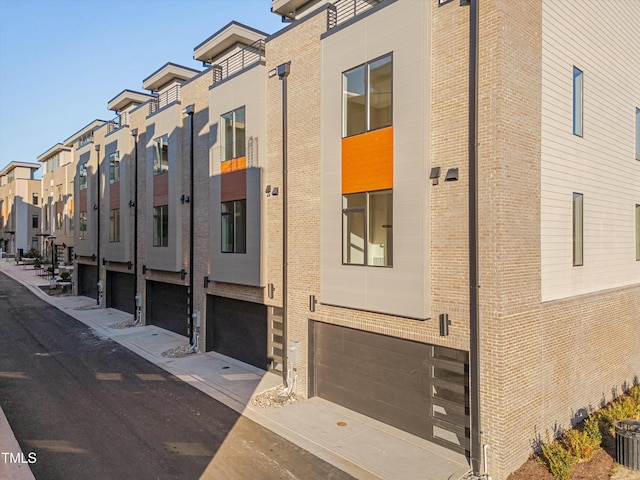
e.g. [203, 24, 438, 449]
[183, 104, 195, 347]
[468, 0, 482, 475]
[277, 62, 290, 389]
[131, 128, 141, 325]
[94, 143, 101, 306]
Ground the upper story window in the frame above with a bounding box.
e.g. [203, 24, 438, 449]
[32, 193, 38, 205]
[343, 54, 393, 138]
[45, 153, 60, 173]
[153, 205, 168, 247]
[573, 192, 583, 266]
[79, 164, 88, 190]
[7, 171, 14, 184]
[56, 185, 63, 202]
[109, 208, 120, 243]
[153, 135, 169, 175]
[109, 152, 120, 184]
[221, 199, 246, 253]
[79, 211, 87, 240]
[572, 67, 583, 137]
[221, 106, 246, 161]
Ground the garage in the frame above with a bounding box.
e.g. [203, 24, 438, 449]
[77, 264, 98, 299]
[106, 271, 135, 314]
[310, 322, 470, 455]
[206, 295, 268, 370]
[146, 281, 188, 337]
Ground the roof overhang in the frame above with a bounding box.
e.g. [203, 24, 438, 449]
[63, 119, 107, 146]
[0, 162, 40, 176]
[142, 63, 200, 92]
[107, 89, 155, 112]
[37, 143, 72, 162]
[271, 0, 315, 18]
[194, 22, 267, 64]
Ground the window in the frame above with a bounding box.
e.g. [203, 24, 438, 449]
[79, 164, 88, 190]
[79, 211, 87, 240]
[636, 108, 639, 161]
[109, 152, 120, 184]
[31, 237, 38, 251]
[573, 193, 583, 266]
[153, 135, 169, 175]
[32, 193, 38, 206]
[343, 189, 392, 266]
[32, 214, 39, 229]
[153, 205, 168, 247]
[221, 199, 246, 253]
[636, 205, 640, 261]
[343, 54, 392, 138]
[221, 107, 246, 161]
[109, 209, 120, 242]
[573, 67, 583, 137]
[7, 171, 14, 184]
[56, 185, 63, 202]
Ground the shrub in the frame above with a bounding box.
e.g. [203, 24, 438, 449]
[59, 271, 71, 282]
[540, 431, 576, 480]
[564, 425, 600, 461]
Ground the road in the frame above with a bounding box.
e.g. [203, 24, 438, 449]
[0, 272, 353, 480]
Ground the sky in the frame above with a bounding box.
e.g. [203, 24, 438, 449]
[0, 0, 286, 175]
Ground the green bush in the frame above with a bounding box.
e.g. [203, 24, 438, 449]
[564, 425, 600, 461]
[540, 431, 576, 480]
[59, 271, 71, 282]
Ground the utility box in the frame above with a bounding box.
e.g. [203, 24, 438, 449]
[288, 340, 300, 365]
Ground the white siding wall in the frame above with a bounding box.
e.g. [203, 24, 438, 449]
[541, 0, 640, 301]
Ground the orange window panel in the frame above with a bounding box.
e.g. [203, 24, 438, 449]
[342, 127, 393, 194]
[221, 156, 247, 174]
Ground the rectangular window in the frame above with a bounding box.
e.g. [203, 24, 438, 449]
[342, 189, 393, 266]
[32, 214, 39, 229]
[31, 237, 38, 251]
[343, 54, 392, 138]
[32, 193, 38, 205]
[56, 185, 63, 202]
[221, 199, 246, 253]
[153, 135, 169, 175]
[55, 212, 63, 230]
[109, 209, 120, 243]
[636, 108, 639, 161]
[573, 193, 583, 266]
[79, 211, 87, 240]
[79, 164, 88, 190]
[636, 204, 640, 261]
[109, 152, 120, 184]
[221, 106, 246, 161]
[573, 67, 583, 137]
[153, 205, 168, 247]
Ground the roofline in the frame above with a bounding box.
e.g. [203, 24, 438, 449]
[142, 62, 201, 85]
[37, 143, 72, 162]
[0, 161, 41, 177]
[194, 21, 269, 52]
[107, 88, 155, 105]
[63, 119, 107, 146]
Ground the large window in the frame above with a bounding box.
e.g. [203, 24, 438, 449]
[573, 67, 583, 137]
[153, 205, 168, 247]
[153, 135, 169, 175]
[109, 209, 120, 243]
[342, 190, 392, 266]
[221, 199, 246, 253]
[573, 193, 583, 266]
[343, 54, 392, 138]
[79, 164, 88, 190]
[221, 107, 246, 161]
[79, 211, 87, 240]
[32, 214, 39, 229]
[32, 193, 38, 205]
[109, 152, 120, 184]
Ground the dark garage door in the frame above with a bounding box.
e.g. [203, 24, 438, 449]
[146, 281, 188, 337]
[206, 295, 268, 370]
[106, 271, 135, 314]
[77, 264, 98, 300]
[311, 322, 470, 455]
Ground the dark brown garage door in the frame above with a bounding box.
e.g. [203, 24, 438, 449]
[310, 322, 469, 455]
[146, 281, 188, 337]
[106, 271, 135, 314]
[77, 264, 98, 299]
[206, 295, 268, 370]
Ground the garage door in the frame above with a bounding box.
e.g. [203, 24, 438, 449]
[310, 322, 469, 455]
[106, 271, 135, 314]
[146, 281, 188, 337]
[206, 295, 268, 370]
[77, 264, 98, 299]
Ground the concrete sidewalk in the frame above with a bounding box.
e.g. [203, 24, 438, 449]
[0, 259, 470, 480]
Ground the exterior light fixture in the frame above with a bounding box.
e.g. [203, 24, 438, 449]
[445, 168, 459, 181]
[130, 128, 138, 137]
[203, 276, 210, 288]
[430, 167, 441, 185]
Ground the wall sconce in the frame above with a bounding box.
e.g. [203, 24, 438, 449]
[445, 168, 459, 181]
[127, 261, 132, 270]
[142, 265, 147, 274]
[93, 204, 98, 210]
[74, 254, 78, 260]
[183, 104, 194, 116]
[439, 313, 451, 336]
[91, 254, 96, 262]
[180, 269, 187, 280]
[268, 283, 275, 299]
[203, 276, 210, 288]
[265, 185, 271, 197]
[429, 167, 441, 185]
[309, 294, 317, 312]
[94, 144, 100, 152]
[130, 128, 138, 137]
[128, 200, 135, 207]
[181, 194, 190, 204]
[271, 187, 279, 196]
[102, 258, 107, 265]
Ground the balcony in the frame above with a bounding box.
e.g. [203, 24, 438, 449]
[107, 111, 129, 134]
[211, 39, 265, 85]
[149, 85, 181, 115]
[327, 0, 384, 29]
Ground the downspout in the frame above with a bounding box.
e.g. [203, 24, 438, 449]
[184, 105, 195, 347]
[277, 62, 290, 389]
[468, 0, 482, 474]
[95, 143, 101, 306]
[131, 128, 140, 323]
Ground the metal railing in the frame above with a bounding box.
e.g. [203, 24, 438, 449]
[149, 85, 181, 114]
[327, 0, 383, 29]
[107, 111, 129, 134]
[212, 39, 266, 85]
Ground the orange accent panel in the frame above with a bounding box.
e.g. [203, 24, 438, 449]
[221, 156, 247, 174]
[342, 127, 393, 194]
[70, 199, 74, 214]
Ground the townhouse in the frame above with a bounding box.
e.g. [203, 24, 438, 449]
[12, 0, 637, 478]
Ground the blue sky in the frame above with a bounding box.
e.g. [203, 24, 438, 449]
[0, 0, 285, 175]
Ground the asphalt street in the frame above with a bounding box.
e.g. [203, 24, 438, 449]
[0, 271, 353, 480]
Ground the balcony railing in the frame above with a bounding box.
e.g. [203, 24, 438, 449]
[107, 111, 129, 134]
[149, 85, 181, 114]
[327, 0, 383, 30]
[212, 39, 266, 85]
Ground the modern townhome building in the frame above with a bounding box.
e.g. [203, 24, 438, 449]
[0, 162, 41, 256]
[15, 0, 634, 479]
